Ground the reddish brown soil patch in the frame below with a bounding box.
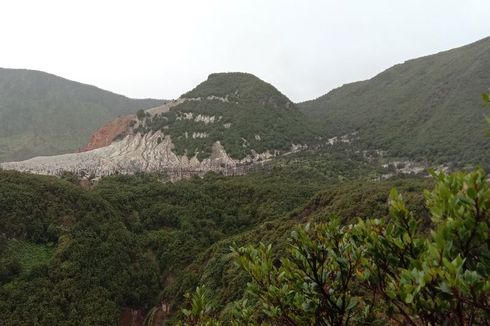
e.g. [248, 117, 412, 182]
[144, 303, 172, 326]
[119, 307, 146, 326]
[81, 115, 135, 152]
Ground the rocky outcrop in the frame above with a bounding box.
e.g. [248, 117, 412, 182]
[81, 115, 136, 152]
[0, 131, 273, 181]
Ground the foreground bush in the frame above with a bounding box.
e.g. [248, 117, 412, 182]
[180, 168, 490, 325]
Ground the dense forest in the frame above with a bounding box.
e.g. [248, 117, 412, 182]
[0, 154, 452, 325]
[0, 39, 489, 326]
[299, 37, 490, 166]
[1, 92, 489, 323]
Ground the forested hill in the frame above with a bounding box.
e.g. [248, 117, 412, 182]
[138, 72, 315, 160]
[0, 68, 164, 162]
[0, 164, 430, 325]
[0, 168, 326, 324]
[299, 36, 490, 166]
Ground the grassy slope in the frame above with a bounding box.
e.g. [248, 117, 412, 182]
[299, 37, 490, 166]
[0, 68, 164, 162]
[4, 240, 54, 273]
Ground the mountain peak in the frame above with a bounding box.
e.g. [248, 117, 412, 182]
[139, 72, 312, 160]
[181, 72, 290, 105]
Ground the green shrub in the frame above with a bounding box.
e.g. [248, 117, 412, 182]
[183, 168, 490, 325]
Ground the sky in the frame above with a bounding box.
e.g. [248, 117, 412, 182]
[0, 0, 489, 102]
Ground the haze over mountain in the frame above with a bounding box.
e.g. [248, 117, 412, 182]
[0, 68, 164, 162]
[300, 37, 490, 165]
[1, 73, 314, 178]
[2, 37, 490, 179]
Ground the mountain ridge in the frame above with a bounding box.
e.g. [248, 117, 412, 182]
[299, 36, 490, 166]
[0, 72, 314, 179]
[0, 68, 165, 162]
[2, 36, 490, 177]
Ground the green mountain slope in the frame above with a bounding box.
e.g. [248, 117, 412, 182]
[299, 37, 490, 165]
[139, 72, 315, 160]
[0, 167, 326, 325]
[151, 176, 432, 323]
[0, 170, 160, 325]
[0, 157, 482, 324]
[0, 68, 164, 162]
[0, 150, 389, 325]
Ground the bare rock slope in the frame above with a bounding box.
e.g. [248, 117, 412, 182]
[0, 131, 274, 180]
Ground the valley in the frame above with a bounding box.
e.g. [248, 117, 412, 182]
[0, 35, 489, 325]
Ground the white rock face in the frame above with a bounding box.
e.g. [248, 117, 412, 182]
[1, 132, 227, 175]
[0, 131, 276, 181]
[192, 132, 208, 139]
[194, 114, 215, 124]
[326, 132, 359, 145]
[205, 95, 229, 102]
[177, 112, 194, 121]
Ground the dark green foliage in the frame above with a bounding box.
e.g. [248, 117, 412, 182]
[266, 145, 392, 182]
[0, 256, 22, 284]
[0, 68, 164, 162]
[299, 37, 490, 166]
[0, 170, 160, 325]
[0, 155, 398, 325]
[177, 286, 222, 326]
[0, 166, 332, 325]
[0, 170, 110, 243]
[94, 171, 323, 273]
[164, 177, 431, 324]
[2, 240, 53, 274]
[137, 109, 146, 120]
[0, 154, 485, 324]
[182, 73, 291, 105]
[138, 73, 315, 160]
[184, 169, 490, 325]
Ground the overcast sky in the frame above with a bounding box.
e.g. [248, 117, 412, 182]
[1, 0, 489, 102]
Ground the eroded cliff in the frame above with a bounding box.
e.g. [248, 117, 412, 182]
[0, 131, 276, 181]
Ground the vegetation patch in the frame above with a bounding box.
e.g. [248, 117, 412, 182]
[299, 37, 490, 167]
[4, 240, 53, 273]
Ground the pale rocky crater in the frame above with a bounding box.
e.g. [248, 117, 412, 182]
[0, 131, 278, 180]
[1, 94, 307, 180]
